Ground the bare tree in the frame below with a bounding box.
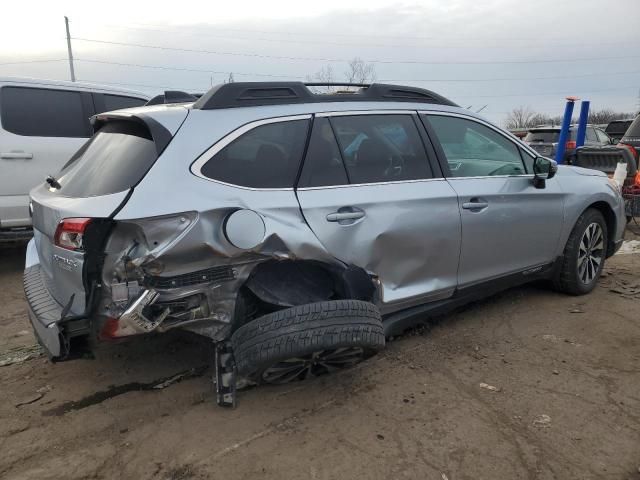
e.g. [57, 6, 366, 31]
[306, 65, 335, 92]
[344, 57, 376, 84]
[504, 106, 536, 129]
[588, 108, 634, 125]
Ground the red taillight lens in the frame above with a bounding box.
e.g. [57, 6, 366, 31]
[54, 218, 92, 251]
[634, 171, 640, 187]
[566, 140, 577, 149]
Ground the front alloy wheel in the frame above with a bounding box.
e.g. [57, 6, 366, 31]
[577, 222, 605, 285]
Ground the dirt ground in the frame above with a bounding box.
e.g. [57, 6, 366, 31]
[1, 228, 640, 480]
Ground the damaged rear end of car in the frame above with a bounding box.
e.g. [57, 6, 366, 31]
[24, 105, 191, 360]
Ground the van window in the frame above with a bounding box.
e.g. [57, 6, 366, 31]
[56, 121, 158, 197]
[200, 119, 310, 188]
[102, 94, 147, 112]
[0, 86, 89, 137]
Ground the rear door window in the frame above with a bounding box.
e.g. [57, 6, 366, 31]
[298, 117, 349, 188]
[329, 114, 432, 184]
[200, 119, 310, 188]
[0, 86, 90, 137]
[586, 127, 598, 142]
[595, 129, 610, 143]
[102, 94, 147, 112]
[56, 121, 158, 197]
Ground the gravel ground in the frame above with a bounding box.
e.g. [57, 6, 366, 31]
[1, 227, 639, 480]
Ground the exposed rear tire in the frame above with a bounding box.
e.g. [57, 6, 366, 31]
[553, 208, 608, 295]
[231, 300, 385, 384]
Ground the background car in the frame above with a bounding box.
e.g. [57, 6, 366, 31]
[0, 77, 149, 241]
[524, 124, 612, 162]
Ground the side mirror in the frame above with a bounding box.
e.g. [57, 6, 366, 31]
[532, 157, 557, 189]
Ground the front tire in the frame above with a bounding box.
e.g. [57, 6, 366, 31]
[553, 208, 608, 295]
[231, 300, 385, 384]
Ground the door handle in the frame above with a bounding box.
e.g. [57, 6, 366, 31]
[1, 152, 33, 160]
[462, 200, 489, 210]
[326, 211, 365, 222]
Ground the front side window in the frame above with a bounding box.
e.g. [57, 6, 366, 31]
[330, 114, 432, 184]
[426, 115, 526, 177]
[0, 86, 88, 137]
[200, 119, 309, 188]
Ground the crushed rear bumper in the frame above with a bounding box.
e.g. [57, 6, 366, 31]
[23, 264, 63, 359]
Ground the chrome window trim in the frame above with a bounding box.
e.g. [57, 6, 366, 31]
[418, 110, 539, 161]
[316, 109, 416, 117]
[297, 177, 446, 191]
[190, 114, 312, 191]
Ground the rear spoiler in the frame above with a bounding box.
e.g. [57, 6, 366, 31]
[90, 112, 173, 156]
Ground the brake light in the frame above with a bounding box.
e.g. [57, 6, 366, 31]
[566, 140, 577, 149]
[635, 171, 640, 187]
[54, 218, 92, 251]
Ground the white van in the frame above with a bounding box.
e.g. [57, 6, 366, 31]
[0, 77, 149, 240]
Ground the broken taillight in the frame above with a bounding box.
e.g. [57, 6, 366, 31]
[54, 218, 92, 251]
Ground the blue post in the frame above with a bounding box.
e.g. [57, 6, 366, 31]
[555, 97, 577, 164]
[575, 100, 590, 148]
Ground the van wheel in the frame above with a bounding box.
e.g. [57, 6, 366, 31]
[553, 208, 608, 295]
[231, 300, 385, 384]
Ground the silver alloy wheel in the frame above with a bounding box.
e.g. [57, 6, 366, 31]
[578, 222, 604, 285]
[261, 347, 365, 384]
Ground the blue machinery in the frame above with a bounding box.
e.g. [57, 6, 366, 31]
[555, 96, 590, 164]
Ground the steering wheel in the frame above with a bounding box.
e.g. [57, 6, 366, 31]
[487, 163, 523, 176]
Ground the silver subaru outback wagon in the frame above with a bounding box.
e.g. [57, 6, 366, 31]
[24, 82, 625, 394]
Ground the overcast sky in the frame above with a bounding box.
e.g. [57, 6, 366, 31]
[1, 0, 639, 124]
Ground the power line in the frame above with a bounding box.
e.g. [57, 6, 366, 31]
[104, 20, 640, 44]
[0, 58, 66, 66]
[77, 78, 203, 90]
[70, 37, 640, 65]
[74, 58, 640, 83]
[77, 22, 636, 50]
[454, 85, 639, 98]
[74, 59, 305, 79]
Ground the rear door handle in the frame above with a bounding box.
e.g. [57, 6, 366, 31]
[1, 152, 33, 160]
[462, 200, 489, 210]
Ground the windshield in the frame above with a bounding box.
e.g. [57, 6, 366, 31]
[605, 121, 632, 135]
[56, 121, 158, 198]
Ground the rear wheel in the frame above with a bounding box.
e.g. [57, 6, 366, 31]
[231, 300, 385, 384]
[553, 208, 608, 295]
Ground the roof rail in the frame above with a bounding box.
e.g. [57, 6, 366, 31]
[145, 90, 201, 106]
[192, 82, 457, 110]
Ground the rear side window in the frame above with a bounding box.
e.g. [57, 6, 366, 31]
[586, 128, 598, 142]
[56, 121, 157, 197]
[330, 115, 432, 184]
[298, 117, 349, 188]
[606, 121, 632, 135]
[200, 119, 309, 188]
[0, 86, 89, 137]
[102, 94, 147, 112]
